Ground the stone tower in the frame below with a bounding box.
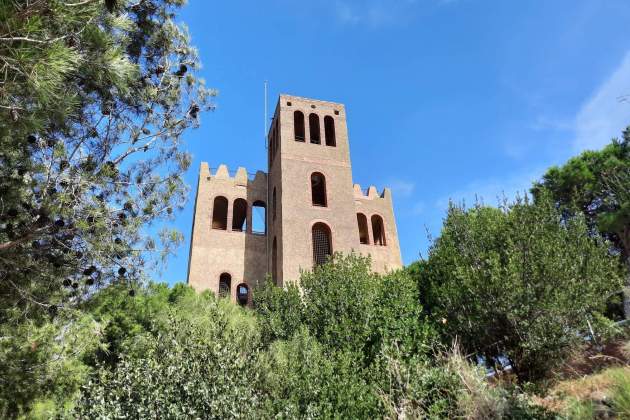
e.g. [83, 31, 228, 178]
[187, 95, 402, 304]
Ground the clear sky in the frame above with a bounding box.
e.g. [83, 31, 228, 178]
[156, 0, 630, 285]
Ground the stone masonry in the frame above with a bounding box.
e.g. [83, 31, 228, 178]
[187, 95, 402, 304]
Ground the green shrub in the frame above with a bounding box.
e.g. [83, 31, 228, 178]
[258, 328, 379, 418]
[611, 369, 630, 418]
[253, 278, 304, 345]
[412, 195, 623, 382]
[74, 294, 263, 418]
[299, 253, 436, 363]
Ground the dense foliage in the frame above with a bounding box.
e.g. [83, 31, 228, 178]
[532, 127, 630, 317]
[0, 2, 212, 414]
[0, 0, 213, 323]
[410, 194, 623, 382]
[1, 2, 629, 418]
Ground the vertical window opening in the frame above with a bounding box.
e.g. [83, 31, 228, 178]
[272, 188, 277, 221]
[371, 215, 386, 246]
[311, 173, 327, 207]
[272, 237, 278, 285]
[357, 213, 369, 244]
[252, 201, 266, 235]
[294, 111, 305, 141]
[236, 283, 249, 306]
[309, 113, 320, 144]
[324, 116, 336, 147]
[219, 273, 231, 298]
[232, 198, 247, 232]
[312, 223, 332, 266]
[273, 122, 279, 156]
[212, 196, 228, 230]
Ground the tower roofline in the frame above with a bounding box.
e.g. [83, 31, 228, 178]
[278, 93, 345, 107]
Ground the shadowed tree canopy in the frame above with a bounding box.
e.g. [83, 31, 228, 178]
[0, 0, 214, 320]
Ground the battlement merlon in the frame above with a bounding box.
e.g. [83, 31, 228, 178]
[353, 184, 392, 201]
[199, 162, 268, 188]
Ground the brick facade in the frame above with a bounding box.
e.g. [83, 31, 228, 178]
[187, 95, 402, 303]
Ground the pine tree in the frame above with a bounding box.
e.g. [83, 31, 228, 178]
[0, 0, 213, 321]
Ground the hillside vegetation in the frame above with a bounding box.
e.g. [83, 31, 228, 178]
[1, 0, 630, 418]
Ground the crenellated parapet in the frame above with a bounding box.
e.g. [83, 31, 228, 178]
[189, 94, 402, 302]
[200, 162, 267, 190]
[353, 183, 392, 201]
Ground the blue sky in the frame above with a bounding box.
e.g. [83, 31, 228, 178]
[156, 0, 630, 284]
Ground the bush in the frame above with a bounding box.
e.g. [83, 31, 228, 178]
[253, 279, 304, 345]
[258, 328, 379, 418]
[611, 369, 630, 418]
[300, 253, 436, 363]
[412, 195, 623, 382]
[74, 294, 263, 418]
[0, 312, 99, 418]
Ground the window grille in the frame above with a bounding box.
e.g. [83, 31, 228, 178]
[312, 223, 331, 266]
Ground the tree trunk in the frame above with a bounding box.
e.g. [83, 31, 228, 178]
[621, 227, 630, 320]
[624, 256, 630, 320]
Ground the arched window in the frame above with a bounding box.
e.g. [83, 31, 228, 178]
[232, 198, 247, 232]
[252, 200, 266, 234]
[272, 237, 278, 285]
[324, 116, 336, 147]
[309, 113, 320, 144]
[371, 215, 386, 246]
[272, 188, 277, 221]
[312, 223, 332, 266]
[311, 172, 327, 207]
[294, 111, 305, 142]
[219, 273, 231, 298]
[236, 283, 249, 306]
[212, 196, 228, 230]
[357, 213, 369, 244]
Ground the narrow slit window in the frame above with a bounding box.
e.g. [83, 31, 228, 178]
[272, 188, 277, 221]
[371, 215, 386, 246]
[324, 116, 336, 147]
[294, 111, 305, 142]
[232, 198, 247, 232]
[272, 237, 278, 285]
[212, 196, 228, 230]
[273, 122, 279, 156]
[357, 213, 369, 244]
[252, 200, 266, 235]
[311, 173, 327, 207]
[309, 113, 320, 144]
[219, 273, 231, 298]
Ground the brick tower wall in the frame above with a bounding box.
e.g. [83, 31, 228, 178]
[353, 185, 403, 272]
[187, 163, 268, 302]
[188, 94, 403, 298]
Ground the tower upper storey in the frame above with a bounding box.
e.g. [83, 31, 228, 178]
[268, 95, 351, 171]
[188, 93, 402, 297]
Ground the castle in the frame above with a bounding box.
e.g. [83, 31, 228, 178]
[187, 95, 402, 304]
